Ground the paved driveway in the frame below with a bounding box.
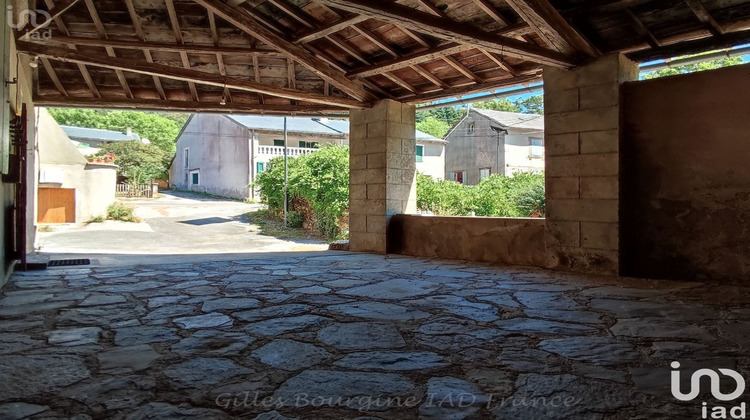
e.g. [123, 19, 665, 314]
[35, 191, 327, 257]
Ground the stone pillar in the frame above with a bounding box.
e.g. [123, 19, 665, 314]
[543, 54, 639, 275]
[349, 99, 417, 253]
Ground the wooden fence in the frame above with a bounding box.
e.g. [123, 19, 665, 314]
[116, 183, 153, 198]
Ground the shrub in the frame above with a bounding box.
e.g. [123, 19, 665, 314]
[87, 215, 105, 224]
[107, 203, 140, 222]
[417, 172, 545, 217]
[287, 211, 304, 228]
[254, 145, 349, 238]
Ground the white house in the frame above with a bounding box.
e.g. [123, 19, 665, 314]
[169, 114, 445, 199]
[444, 108, 544, 185]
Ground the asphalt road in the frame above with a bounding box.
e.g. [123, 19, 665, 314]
[35, 191, 328, 260]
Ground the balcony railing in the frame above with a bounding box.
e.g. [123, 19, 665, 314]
[257, 145, 316, 157]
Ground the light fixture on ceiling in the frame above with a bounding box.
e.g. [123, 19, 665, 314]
[219, 83, 227, 106]
[29, 56, 39, 68]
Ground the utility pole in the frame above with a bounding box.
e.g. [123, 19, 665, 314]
[283, 117, 289, 228]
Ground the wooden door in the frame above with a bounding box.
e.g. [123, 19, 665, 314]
[38, 188, 75, 223]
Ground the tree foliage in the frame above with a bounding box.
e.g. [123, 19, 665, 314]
[416, 116, 452, 139]
[48, 108, 188, 155]
[642, 56, 743, 80]
[472, 98, 520, 112]
[417, 172, 545, 217]
[95, 141, 170, 184]
[255, 145, 349, 238]
[473, 94, 544, 115]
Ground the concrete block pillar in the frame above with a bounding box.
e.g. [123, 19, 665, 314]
[543, 54, 639, 275]
[349, 99, 417, 253]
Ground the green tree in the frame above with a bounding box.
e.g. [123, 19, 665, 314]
[473, 98, 520, 112]
[95, 141, 170, 184]
[515, 95, 544, 115]
[416, 116, 451, 138]
[642, 55, 744, 79]
[416, 106, 465, 127]
[48, 108, 186, 155]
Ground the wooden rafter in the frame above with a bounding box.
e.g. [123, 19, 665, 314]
[383, 72, 418, 94]
[480, 48, 519, 76]
[627, 28, 750, 62]
[37, 36, 280, 56]
[410, 64, 449, 89]
[294, 15, 368, 44]
[443, 56, 483, 83]
[349, 43, 467, 77]
[165, 0, 200, 101]
[40, 57, 67, 96]
[82, 0, 133, 99]
[406, 73, 542, 104]
[208, 10, 231, 104]
[503, 0, 600, 57]
[684, 0, 724, 37]
[18, 42, 365, 109]
[624, 8, 661, 48]
[43, 0, 99, 98]
[17, 0, 79, 40]
[316, 0, 576, 67]
[124, 0, 166, 100]
[193, 0, 375, 102]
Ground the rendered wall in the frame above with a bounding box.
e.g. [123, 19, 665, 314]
[171, 114, 251, 199]
[388, 215, 545, 267]
[621, 63, 750, 282]
[416, 142, 445, 179]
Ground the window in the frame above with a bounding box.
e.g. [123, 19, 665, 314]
[190, 171, 200, 185]
[183, 148, 189, 169]
[273, 139, 284, 147]
[416, 145, 424, 162]
[256, 162, 265, 173]
[480, 168, 491, 181]
[449, 171, 466, 184]
[299, 141, 319, 148]
[468, 122, 475, 134]
[530, 137, 544, 158]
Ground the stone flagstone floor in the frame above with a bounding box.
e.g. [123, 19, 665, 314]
[1, 252, 750, 419]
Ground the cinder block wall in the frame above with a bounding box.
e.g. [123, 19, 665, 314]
[349, 100, 417, 253]
[543, 54, 639, 275]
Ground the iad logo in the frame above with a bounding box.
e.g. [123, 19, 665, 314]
[671, 361, 748, 419]
[6, 5, 53, 39]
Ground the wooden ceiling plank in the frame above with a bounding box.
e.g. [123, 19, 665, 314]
[294, 15, 368, 44]
[410, 64, 449, 89]
[684, 0, 725, 37]
[193, 0, 375, 102]
[383, 72, 418, 94]
[627, 28, 750, 62]
[350, 43, 467, 77]
[480, 48, 519, 76]
[17, 0, 79, 40]
[503, 0, 599, 57]
[406, 73, 542, 104]
[39, 36, 280, 56]
[316, 0, 576, 67]
[82, 0, 134, 99]
[267, 0, 316, 28]
[124, 0, 166, 100]
[353, 24, 400, 57]
[325, 35, 371, 65]
[414, 0, 445, 17]
[18, 41, 366, 109]
[252, 54, 264, 104]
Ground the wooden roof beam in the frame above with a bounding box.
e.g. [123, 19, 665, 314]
[624, 8, 661, 49]
[40, 58, 68, 96]
[684, 0, 725, 37]
[192, 0, 375, 102]
[34, 96, 349, 115]
[82, 0, 133, 99]
[165, 0, 200, 101]
[208, 10, 231, 104]
[17, 41, 366, 109]
[294, 15, 368, 44]
[443, 56, 483, 84]
[17, 0, 79, 40]
[315, 0, 576, 67]
[124, 0, 166, 100]
[37, 36, 280, 56]
[503, 0, 600, 57]
[406, 73, 542, 104]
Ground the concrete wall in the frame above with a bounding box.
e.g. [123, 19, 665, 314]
[416, 141, 445, 179]
[621, 63, 750, 282]
[171, 114, 251, 199]
[38, 163, 117, 224]
[388, 215, 545, 266]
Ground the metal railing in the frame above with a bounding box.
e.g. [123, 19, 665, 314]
[116, 183, 153, 198]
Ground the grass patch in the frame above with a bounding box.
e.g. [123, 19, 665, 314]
[107, 203, 140, 223]
[246, 209, 325, 241]
[86, 216, 105, 224]
[38, 225, 54, 233]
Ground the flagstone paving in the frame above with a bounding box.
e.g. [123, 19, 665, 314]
[1, 252, 749, 419]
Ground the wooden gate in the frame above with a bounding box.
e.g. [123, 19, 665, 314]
[38, 188, 76, 223]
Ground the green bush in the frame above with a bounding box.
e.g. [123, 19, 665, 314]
[287, 211, 304, 228]
[106, 203, 140, 222]
[254, 145, 349, 238]
[417, 172, 545, 218]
